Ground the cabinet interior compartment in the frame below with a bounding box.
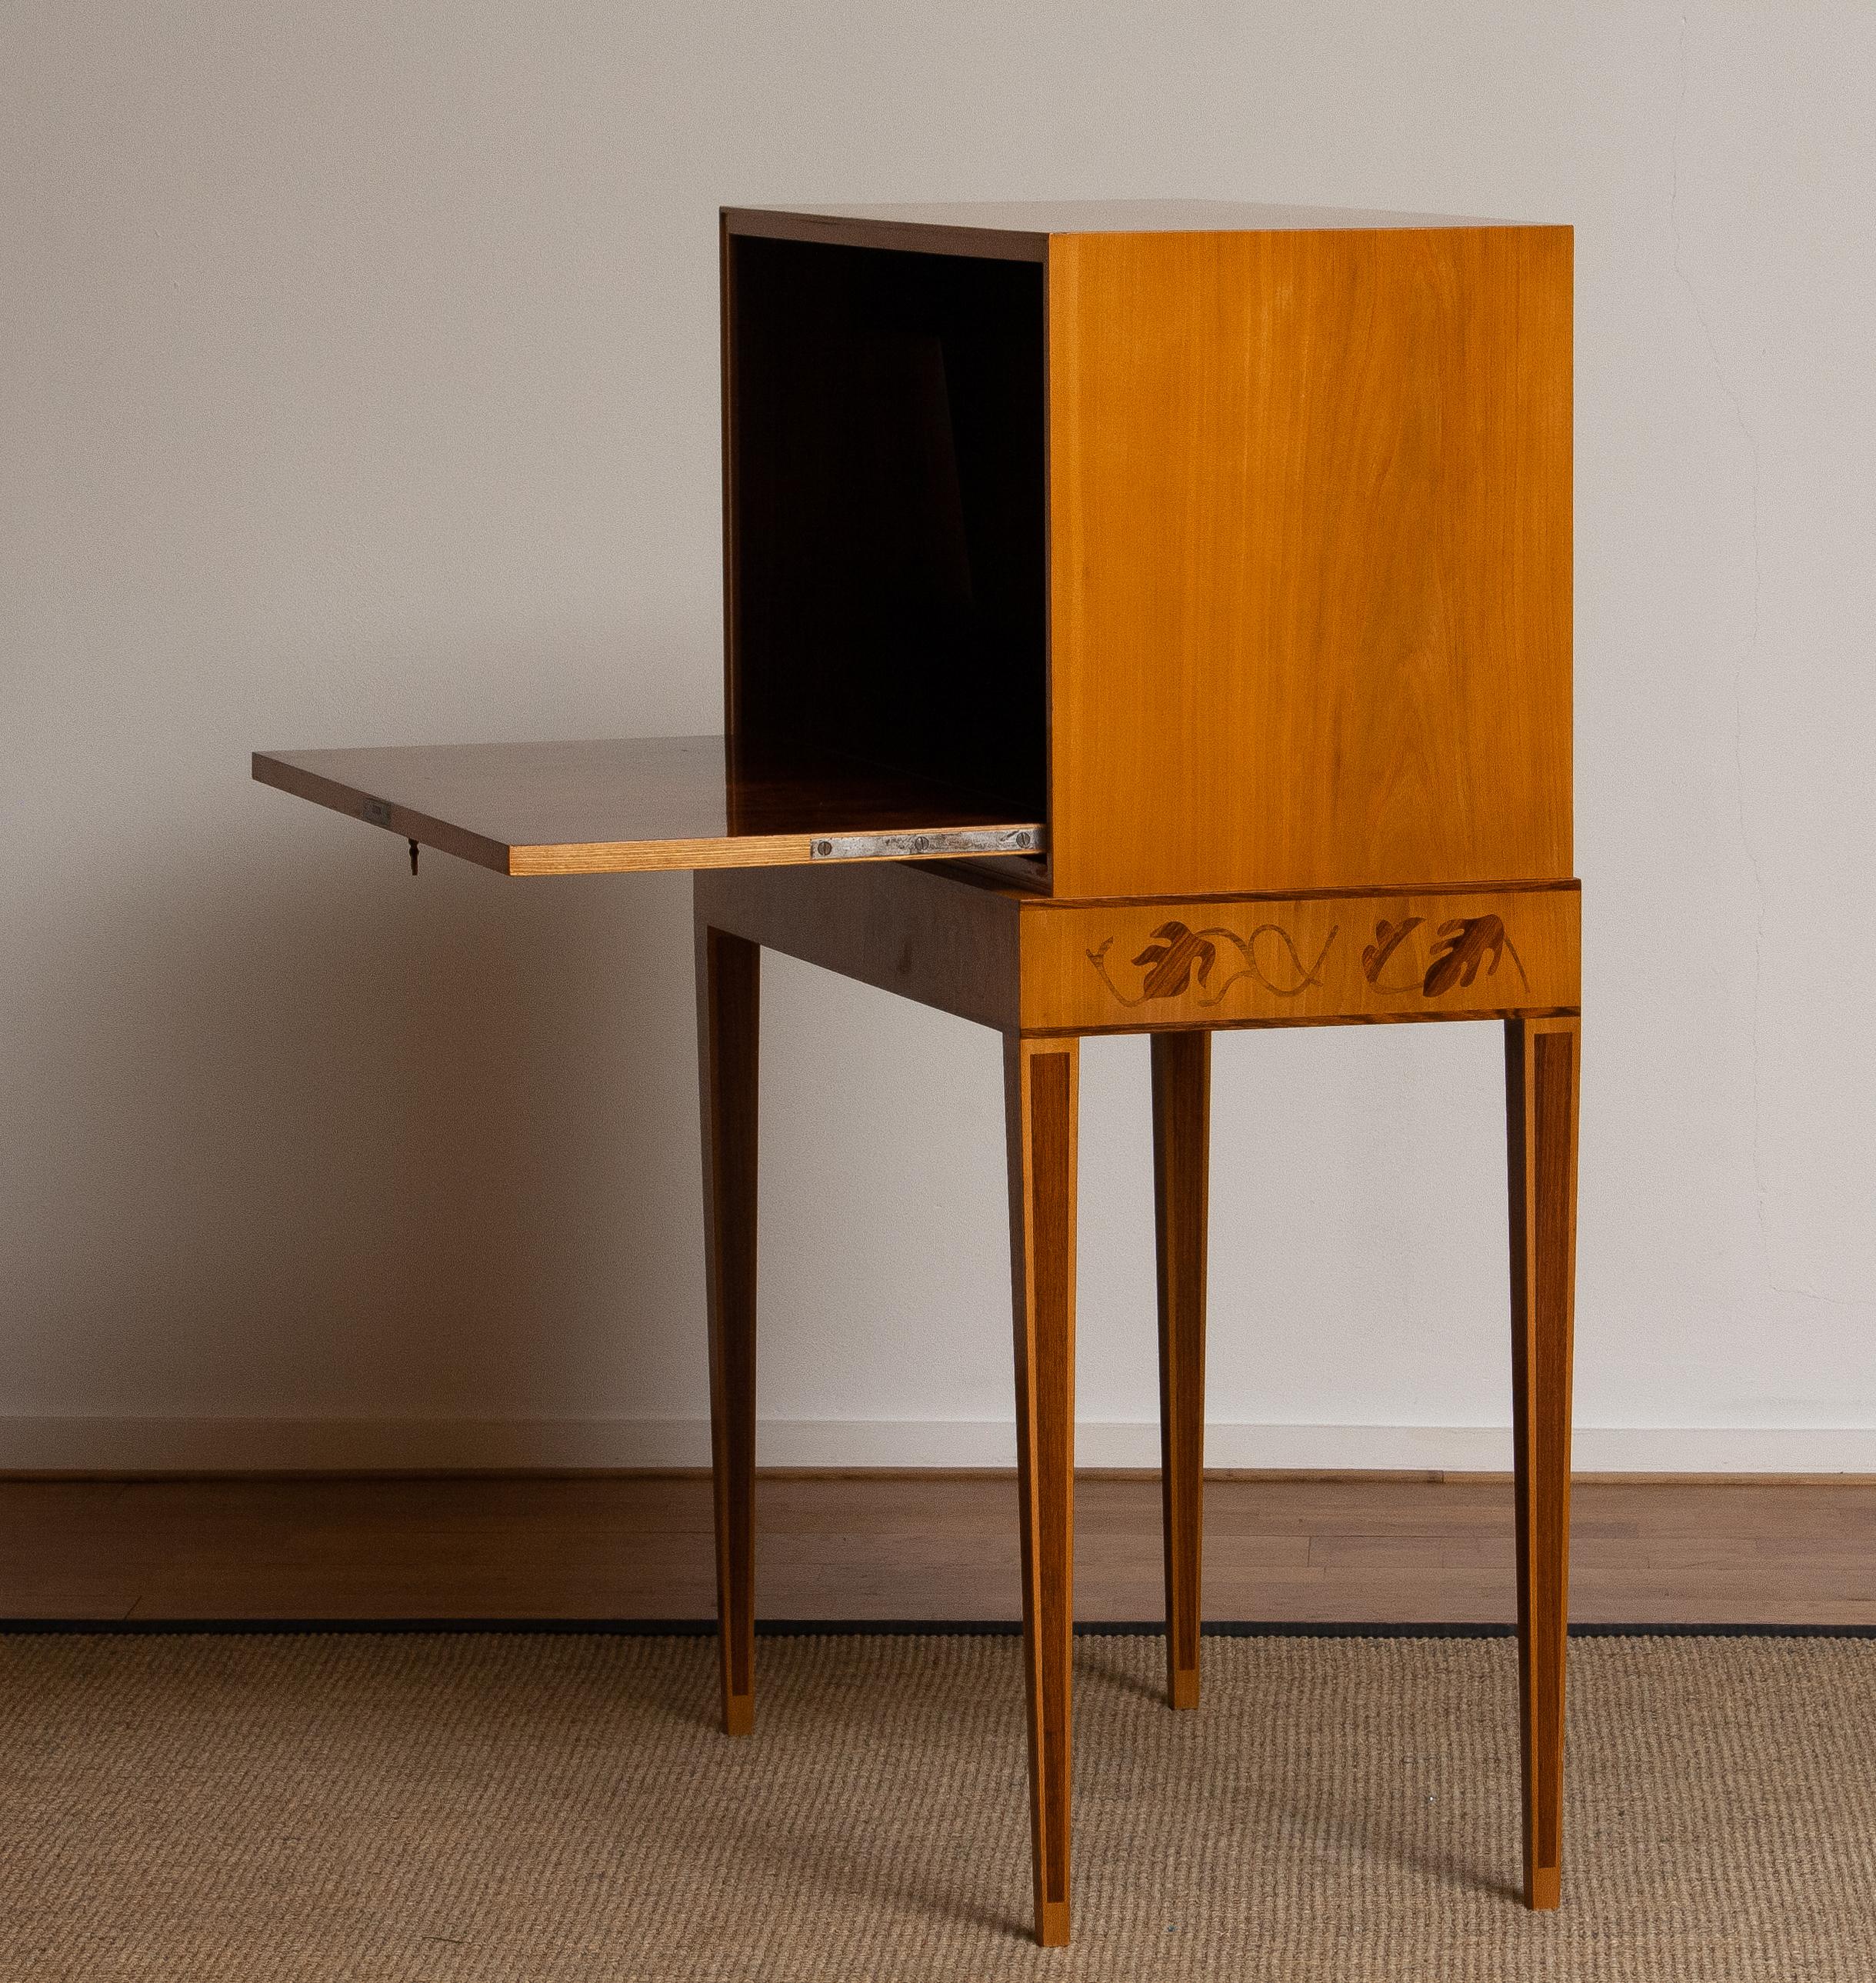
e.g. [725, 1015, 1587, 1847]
[725, 233, 1049, 830]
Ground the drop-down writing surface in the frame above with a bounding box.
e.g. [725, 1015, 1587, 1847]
[252, 735, 1045, 877]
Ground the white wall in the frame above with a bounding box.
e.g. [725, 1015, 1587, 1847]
[5, 2, 1873, 1473]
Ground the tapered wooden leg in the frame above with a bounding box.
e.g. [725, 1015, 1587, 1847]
[698, 923, 759, 1738]
[1005, 1035, 1078, 1948]
[1505, 1015, 1579, 1910]
[1151, 1029, 1211, 1711]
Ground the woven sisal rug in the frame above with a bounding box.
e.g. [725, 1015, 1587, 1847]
[1, 1631, 1871, 1980]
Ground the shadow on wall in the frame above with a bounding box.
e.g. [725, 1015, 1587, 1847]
[5, 782, 704, 1448]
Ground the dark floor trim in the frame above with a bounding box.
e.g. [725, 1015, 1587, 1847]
[3, 1618, 1873, 1639]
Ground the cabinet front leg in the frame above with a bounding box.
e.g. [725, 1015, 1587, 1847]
[1151, 1029, 1211, 1710]
[1005, 1035, 1078, 1948]
[698, 922, 760, 1738]
[1505, 1015, 1579, 1908]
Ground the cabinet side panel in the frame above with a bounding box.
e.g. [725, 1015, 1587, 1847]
[1048, 228, 1572, 898]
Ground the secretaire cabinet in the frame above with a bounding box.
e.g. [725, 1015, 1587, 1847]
[254, 200, 1581, 1948]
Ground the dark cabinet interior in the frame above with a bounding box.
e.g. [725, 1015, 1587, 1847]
[725, 235, 1050, 827]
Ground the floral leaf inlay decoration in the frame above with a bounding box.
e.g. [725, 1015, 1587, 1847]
[1088, 920, 1337, 1008]
[1361, 917, 1424, 990]
[1359, 913, 1531, 998]
[1423, 915, 1517, 996]
[1131, 922, 1218, 999]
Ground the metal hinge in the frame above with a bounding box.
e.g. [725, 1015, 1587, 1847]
[809, 825, 1045, 862]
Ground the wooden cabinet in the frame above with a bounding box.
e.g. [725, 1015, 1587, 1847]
[257, 199, 1579, 1952]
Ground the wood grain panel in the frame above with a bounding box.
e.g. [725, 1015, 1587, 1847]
[1020, 885, 1579, 1033]
[725, 202, 1512, 257]
[692, 862, 1021, 1031]
[1046, 225, 1572, 898]
[725, 205, 1049, 263]
[253, 738, 1041, 878]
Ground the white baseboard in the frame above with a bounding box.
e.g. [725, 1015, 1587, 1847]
[2, 1415, 1873, 1474]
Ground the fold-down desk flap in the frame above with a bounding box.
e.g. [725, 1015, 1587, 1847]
[252, 736, 1045, 877]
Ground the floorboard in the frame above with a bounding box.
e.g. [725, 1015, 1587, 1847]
[1, 1475, 1871, 1626]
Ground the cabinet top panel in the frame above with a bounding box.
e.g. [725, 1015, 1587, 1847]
[254, 737, 1043, 878]
[725, 200, 1530, 261]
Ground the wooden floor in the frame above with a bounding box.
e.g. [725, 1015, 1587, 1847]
[0, 1474, 1871, 1627]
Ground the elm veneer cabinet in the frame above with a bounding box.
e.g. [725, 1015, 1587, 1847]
[255, 199, 1578, 1948]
